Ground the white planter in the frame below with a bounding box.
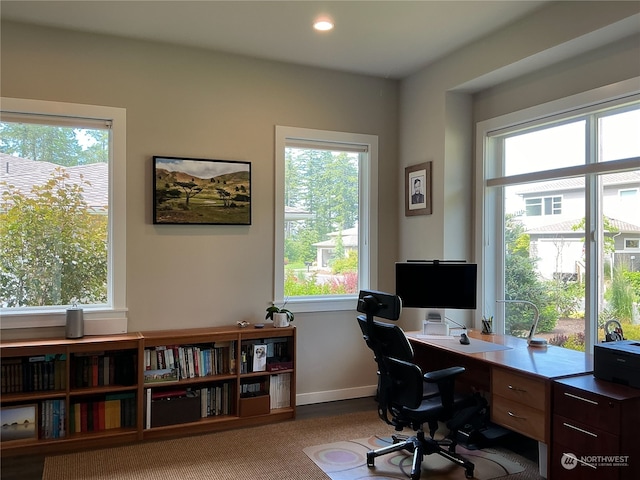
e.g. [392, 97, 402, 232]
[273, 312, 290, 328]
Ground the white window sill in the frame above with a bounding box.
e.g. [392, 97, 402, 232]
[279, 296, 358, 313]
[0, 308, 128, 334]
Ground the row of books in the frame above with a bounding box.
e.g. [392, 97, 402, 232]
[144, 342, 236, 381]
[72, 352, 137, 388]
[41, 399, 66, 439]
[69, 393, 136, 433]
[1, 355, 67, 394]
[144, 384, 233, 429]
[240, 379, 268, 397]
[199, 383, 233, 417]
[269, 373, 292, 409]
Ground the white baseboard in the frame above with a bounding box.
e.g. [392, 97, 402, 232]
[296, 385, 376, 406]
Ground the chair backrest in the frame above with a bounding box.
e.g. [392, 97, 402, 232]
[386, 357, 426, 410]
[357, 315, 414, 362]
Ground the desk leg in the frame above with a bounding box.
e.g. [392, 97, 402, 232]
[538, 442, 548, 478]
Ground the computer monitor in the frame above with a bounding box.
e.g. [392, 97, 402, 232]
[395, 261, 477, 310]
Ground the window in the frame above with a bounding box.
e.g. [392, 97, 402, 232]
[625, 239, 640, 250]
[274, 126, 378, 312]
[476, 79, 640, 352]
[0, 98, 126, 330]
[525, 196, 562, 216]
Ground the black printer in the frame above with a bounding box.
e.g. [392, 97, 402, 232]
[594, 340, 640, 388]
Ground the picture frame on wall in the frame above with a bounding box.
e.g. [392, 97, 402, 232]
[153, 156, 251, 225]
[0, 404, 37, 443]
[405, 161, 432, 216]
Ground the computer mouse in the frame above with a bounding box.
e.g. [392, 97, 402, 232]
[459, 333, 470, 345]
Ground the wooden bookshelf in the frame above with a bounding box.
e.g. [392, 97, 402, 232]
[0, 325, 296, 455]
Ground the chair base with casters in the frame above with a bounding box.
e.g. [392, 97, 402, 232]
[366, 428, 475, 480]
[365, 361, 475, 480]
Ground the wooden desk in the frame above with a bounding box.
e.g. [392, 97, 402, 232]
[408, 330, 594, 478]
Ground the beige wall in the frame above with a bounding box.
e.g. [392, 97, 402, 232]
[397, 1, 640, 331]
[0, 20, 398, 402]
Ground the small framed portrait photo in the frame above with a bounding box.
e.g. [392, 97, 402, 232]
[405, 162, 432, 216]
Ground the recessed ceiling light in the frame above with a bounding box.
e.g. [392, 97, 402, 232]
[313, 19, 334, 31]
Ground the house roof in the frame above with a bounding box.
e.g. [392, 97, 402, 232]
[0, 152, 108, 210]
[313, 226, 358, 248]
[516, 171, 640, 195]
[527, 217, 640, 235]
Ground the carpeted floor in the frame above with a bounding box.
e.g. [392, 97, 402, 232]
[43, 410, 543, 480]
[304, 435, 524, 480]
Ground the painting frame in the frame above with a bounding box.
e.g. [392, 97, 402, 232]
[0, 404, 38, 443]
[405, 161, 432, 216]
[153, 156, 251, 225]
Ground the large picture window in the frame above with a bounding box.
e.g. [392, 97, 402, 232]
[274, 126, 378, 312]
[476, 80, 640, 352]
[0, 98, 126, 330]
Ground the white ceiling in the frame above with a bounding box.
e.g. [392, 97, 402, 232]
[1, 0, 551, 79]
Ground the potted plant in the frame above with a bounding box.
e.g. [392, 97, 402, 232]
[265, 302, 294, 328]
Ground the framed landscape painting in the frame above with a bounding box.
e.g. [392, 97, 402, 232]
[0, 404, 37, 443]
[153, 156, 251, 225]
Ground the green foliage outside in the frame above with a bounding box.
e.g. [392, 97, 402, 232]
[0, 122, 108, 166]
[284, 271, 357, 296]
[0, 170, 108, 307]
[283, 148, 359, 297]
[331, 250, 358, 275]
[1, 121, 110, 308]
[605, 268, 638, 321]
[622, 270, 640, 298]
[504, 215, 558, 335]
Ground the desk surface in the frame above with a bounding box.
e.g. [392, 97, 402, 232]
[407, 329, 594, 381]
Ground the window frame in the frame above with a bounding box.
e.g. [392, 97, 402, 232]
[474, 78, 640, 351]
[274, 126, 378, 312]
[0, 97, 127, 331]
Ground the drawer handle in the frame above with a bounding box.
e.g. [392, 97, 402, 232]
[564, 392, 598, 405]
[507, 411, 527, 420]
[508, 384, 527, 393]
[563, 422, 598, 438]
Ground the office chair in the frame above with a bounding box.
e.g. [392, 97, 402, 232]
[357, 290, 475, 480]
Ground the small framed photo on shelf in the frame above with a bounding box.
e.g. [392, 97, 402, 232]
[0, 404, 37, 443]
[252, 344, 267, 372]
[405, 161, 432, 216]
[143, 368, 179, 384]
[153, 156, 251, 225]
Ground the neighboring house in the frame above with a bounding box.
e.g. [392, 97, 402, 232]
[0, 152, 108, 211]
[284, 205, 313, 238]
[513, 172, 640, 280]
[312, 226, 358, 269]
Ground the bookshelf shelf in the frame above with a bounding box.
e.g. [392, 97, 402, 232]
[1, 324, 296, 456]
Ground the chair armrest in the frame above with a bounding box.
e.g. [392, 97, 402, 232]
[423, 366, 465, 383]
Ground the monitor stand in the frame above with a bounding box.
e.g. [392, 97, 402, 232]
[423, 310, 449, 335]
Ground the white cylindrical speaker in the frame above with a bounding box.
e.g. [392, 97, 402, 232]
[65, 307, 84, 339]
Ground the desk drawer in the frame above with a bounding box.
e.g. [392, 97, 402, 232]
[492, 368, 545, 411]
[553, 414, 619, 454]
[492, 395, 545, 442]
[554, 382, 620, 434]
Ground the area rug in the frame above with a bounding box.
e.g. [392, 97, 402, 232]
[304, 435, 525, 480]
